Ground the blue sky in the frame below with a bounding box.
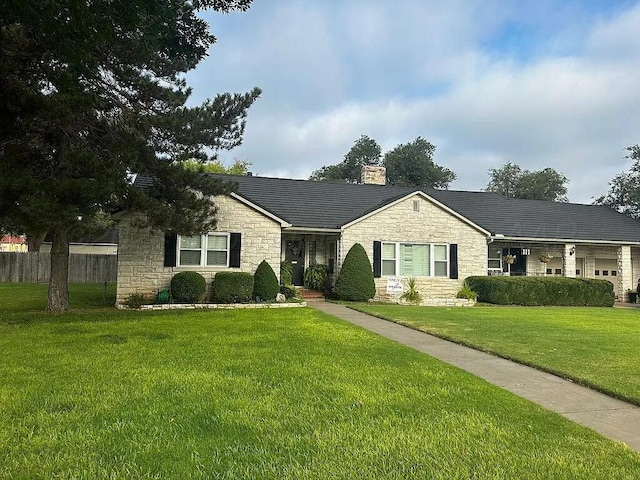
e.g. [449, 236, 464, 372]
[186, 0, 640, 203]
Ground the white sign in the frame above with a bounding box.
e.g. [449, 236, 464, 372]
[387, 277, 404, 295]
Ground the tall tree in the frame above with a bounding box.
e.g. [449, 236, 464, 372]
[517, 168, 568, 202]
[310, 134, 382, 183]
[486, 163, 568, 202]
[384, 137, 456, 189]
[0, 0, 260, 311]
[595, 145, 640, 218]
[486, 162, 523, 199]
[310, 135, 456, 189]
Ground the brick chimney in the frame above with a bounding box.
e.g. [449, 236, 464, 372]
[360, 165, 386, 185]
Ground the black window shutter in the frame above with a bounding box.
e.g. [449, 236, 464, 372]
[373, 241, 382, 278]
[229, 233, 242, 268]
[164, 233, 177, 267]
[449, 243, 459, 279]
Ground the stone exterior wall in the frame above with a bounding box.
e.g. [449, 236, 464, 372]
[116, 195, 282, 304]
[341, 194, 487, 301]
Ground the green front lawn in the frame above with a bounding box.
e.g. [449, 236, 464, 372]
[0, 293, 638, 479]
[0, 282, 116, 313]
[352, 304, 640, 405]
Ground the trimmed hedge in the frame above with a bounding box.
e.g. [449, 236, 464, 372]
[465, 276, 615, 307]
[335, 243, 376, 301]
[253, 260, 279, 301]
[170, 271, 206, 303]
[212, 272, 254, 303]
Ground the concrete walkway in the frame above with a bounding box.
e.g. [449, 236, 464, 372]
[308, 300, 640, 452]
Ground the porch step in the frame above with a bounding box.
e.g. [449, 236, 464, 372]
[297, 288, 325, 300]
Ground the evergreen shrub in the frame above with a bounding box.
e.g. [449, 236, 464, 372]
[335, 243, 376, 301]
[465, 276, 615, 306]
[280, 261, 293, 285]
[253, 260, 279, 301]
[212, 272, 254, 303]
[170, 271, 206, 303]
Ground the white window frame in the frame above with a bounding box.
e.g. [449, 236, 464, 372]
[487, 247, 502, 272]
[381, 242, 449, 278]
[177, 233, 230, 267]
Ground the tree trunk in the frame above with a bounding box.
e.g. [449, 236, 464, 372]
[27, 230, 47, 252]
[47, 227, 70, 312]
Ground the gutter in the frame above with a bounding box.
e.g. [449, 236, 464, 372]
[487, 235, 640, 246]
[283, 226, 342, 234]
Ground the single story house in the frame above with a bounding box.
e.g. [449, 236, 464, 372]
[116, 166, 640, 304]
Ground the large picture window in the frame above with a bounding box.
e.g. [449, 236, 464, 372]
[178, 233, 229, 267]
[381, 242, 448, 277]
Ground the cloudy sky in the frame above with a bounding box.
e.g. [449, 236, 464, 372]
[187, 0, 640, 203]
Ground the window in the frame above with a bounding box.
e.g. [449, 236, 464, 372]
[309, 241, 317, 265]
[603, 270, 609, 276]
[400, 243, 430, 276]
[595, 270, 600, 276]
[381, 242, 448, 277]
[412, 200, 420, 212]
[433, 245, 448, 277]
[382, 243, 396, 276]
[179, 235, 203, 266]
[178, 233, 229, 267]
[611, 270, 617, 277]
[206, 234, 228, 266]
[328, 241, 336, 274]
[488, 247, 502, 270]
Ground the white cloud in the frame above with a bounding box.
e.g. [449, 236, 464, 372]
[194, 0, 640, 203]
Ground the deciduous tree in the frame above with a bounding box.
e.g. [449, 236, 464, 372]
[310, 135, 456, 189]
[310, 135, 382, 183]
[183, 158, 253, 175]
[595, 145, 640, 218]
[384, 137, 456, 189]
[486, 163, 568, 202]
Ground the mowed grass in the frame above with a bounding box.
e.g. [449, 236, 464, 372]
[0, 286, 639, 478]
[352, 304, 640, 405]
[0, 282, 116, 313]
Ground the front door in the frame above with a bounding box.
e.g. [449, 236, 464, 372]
[285, 239, 305, 286]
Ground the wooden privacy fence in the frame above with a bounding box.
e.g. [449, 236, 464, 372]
[0, 253, 117, 283]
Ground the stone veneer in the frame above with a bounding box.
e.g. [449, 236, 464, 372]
[116, 195, 282, 304]
[360, 165, 387, 185]
[340, 193, 488, 302]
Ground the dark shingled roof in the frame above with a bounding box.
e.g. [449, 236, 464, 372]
[134, 174, 640, 243]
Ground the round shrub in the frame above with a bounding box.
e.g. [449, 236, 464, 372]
[212, 272, 253, 303]
[171, 271, 206, 303]
[334, 243, 376, 301]
[253, 260, 279, 301]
